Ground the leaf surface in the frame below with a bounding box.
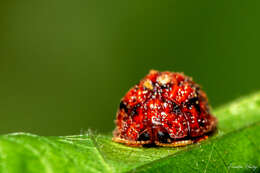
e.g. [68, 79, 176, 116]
[0, 92, 260, 173]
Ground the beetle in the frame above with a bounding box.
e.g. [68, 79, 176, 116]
[113, 70, 217, 147]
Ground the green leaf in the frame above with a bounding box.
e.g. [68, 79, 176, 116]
[0, 92, 260, 173]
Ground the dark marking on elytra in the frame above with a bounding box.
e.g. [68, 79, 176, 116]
[161, 83, 170, 89]
[198, 119, 206, 127]
[119, 101, 128, 113]
[157, 131, 171, 143]
[172, 102, 182, 115]
[186, 97, 201, 113]
[130, 103, 141, 117]
[138, 132, 150, 141]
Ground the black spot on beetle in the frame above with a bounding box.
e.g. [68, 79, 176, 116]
[172, 102, 182, 115]
[142, 143, 156, 148]
[119, 101, 128, 113]
[198, 119, 206, 127]
[161, 84, 170, 89]
[186, 97, 201, 113]
[161, 84, 167, 89]
[138, 132, 150, 141]
[130, 103, 140, 117]
[157, 131, 171, 143]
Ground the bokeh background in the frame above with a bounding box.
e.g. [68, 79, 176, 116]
[0, 0, 259, 135]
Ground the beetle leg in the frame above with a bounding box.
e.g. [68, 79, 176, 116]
[155, 139, 193, 147]
[194, 135, 208, 143]
[112, 137, 151, 147]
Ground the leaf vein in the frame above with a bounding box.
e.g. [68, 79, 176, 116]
[203, 143, 214, 173]
[90, 134, 114, 173]
[214, 145, 229, 173]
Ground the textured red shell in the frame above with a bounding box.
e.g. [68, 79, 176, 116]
[113, 70, 217, 147]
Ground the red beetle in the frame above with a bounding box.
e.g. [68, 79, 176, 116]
[113, 70, 217, 147]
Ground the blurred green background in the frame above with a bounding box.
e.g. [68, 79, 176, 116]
[0, 0, 259, 135]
